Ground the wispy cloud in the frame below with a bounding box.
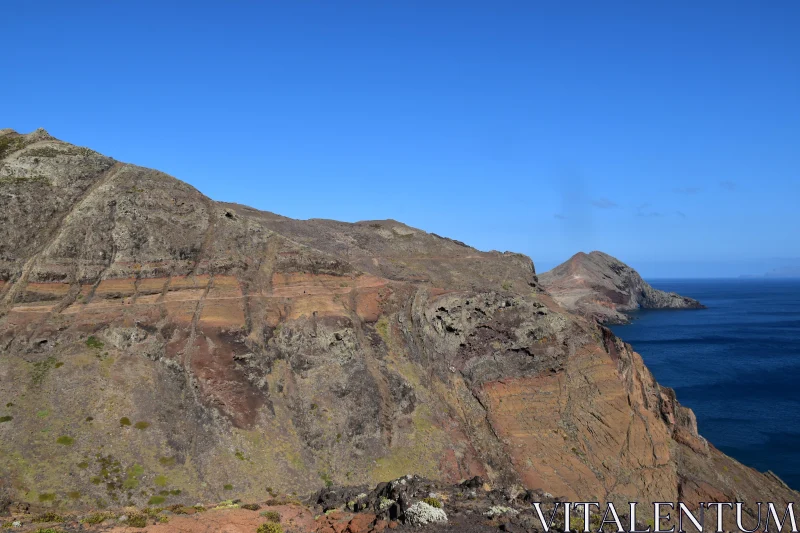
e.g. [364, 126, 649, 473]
[591, 198, 618, 209]
[672, 187, 702, 195]
[554, 213, 567, 220]
[634, 203, 687, 219]
[720, 180, 736, 191]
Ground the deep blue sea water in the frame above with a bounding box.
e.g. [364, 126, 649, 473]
[610, 279, 800, 490]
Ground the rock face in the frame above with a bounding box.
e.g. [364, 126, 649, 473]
[539, 251, 704, 324]
[0, 129, 794, 519]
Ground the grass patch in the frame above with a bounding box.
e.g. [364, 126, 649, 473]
[81, 512, 114, 525]
[223, 483, 233, 490]
[125, 514, 147, 528]
[154, 474, 168, 487]
[148, 495, 166, 505]
[85, 336, 104, 349]
[0, 415, 12, 423]
[120, 417, 131, 426]
[242, 503, 261, 511]
[260, 510, 281, 523]
[32, 512, 66, 522]
[0, 135, 28, 159]
[318, 471, 333, 488]
[31, 356, 59, 386]
[159, 456, 176, 467]
[375, 316, 389, 342]
[56, 435, 74, 446]
[257, 523, 283, 533]
[422, 497, 442, 508]
[134, 421, 150, 430]
[38, 493, 56, 502]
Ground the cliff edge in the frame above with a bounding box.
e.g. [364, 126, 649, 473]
[0, 130, 791, 524]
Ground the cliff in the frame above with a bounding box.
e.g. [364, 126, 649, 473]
[0, 129, 792, 523]
[539, 251, 704, 324]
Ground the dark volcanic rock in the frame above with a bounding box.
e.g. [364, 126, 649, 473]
[539, 251, 704, 323]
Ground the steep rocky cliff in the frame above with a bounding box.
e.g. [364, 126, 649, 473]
[539, 251, 704, 324]
[0, 129, 793, 520]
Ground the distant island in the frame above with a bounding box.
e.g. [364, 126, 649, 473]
[740, 265, 800, 279]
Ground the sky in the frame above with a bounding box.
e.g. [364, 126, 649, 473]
[3, 1, 799, 277]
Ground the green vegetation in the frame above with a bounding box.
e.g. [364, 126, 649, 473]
[24, 147, 61, 158]
[123, 464, 144, 489]
[375, 316, 389, 342]
[67, 491, 81, 500]
[502, 281, 512, 291]
[86, 336, 104, 349]
[119, 417, 132, 426]
[0, 174, 51, 185]
[256, 523, 283, 533]
[235, 450, 247, 460]
[422, 497, 442, 508]
[56, 435, 74, 446]
[31, 356, 60, 386]
[0, 416, 12, 423]
[213, 500, 240, 510]
[133, 421, 150, 430]
[0, 135, 28, 159]
[37, 409, 49, 418]
[154, 474, 168, 487]
[261, 511, 281, 523]
[38, 493, 56, 502]
[242, 503, 261, 511]
[125, 514, 147, 528]
[81, 512, 114, 525]
[33, 529, 66, 533]
[77, 461, 89, 469]
[223, 483, 233, 490]
[159, 456, 176, 466]
[318, 471, 333, 488]
[148, 495, 166, 505]
[32, 512, 66, 523]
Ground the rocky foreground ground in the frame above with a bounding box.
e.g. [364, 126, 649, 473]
[2, 475, 580, 533]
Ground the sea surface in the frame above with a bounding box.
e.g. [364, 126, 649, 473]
[610, 279, 800, 490]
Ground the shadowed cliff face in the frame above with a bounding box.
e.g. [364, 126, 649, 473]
[539, 251, 705, 324]
[0, 129, 794, 517]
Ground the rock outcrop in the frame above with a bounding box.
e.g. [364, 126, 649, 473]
[539, 251, 704, 323]
[0, 129, 792, 523]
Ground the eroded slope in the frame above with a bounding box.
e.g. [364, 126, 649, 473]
[0, 130, 793, 522]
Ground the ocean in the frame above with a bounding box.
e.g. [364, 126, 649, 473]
[610, 279, 800, 490]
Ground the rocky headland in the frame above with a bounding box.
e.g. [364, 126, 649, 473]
[0, 129, 794, 532]
[539, 251, 704, 324]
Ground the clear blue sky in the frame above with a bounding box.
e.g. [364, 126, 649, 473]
[3, 1, 799, 277]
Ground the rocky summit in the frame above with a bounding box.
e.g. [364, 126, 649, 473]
[539, 251, 705, 324]
[0, 129, 795, 531]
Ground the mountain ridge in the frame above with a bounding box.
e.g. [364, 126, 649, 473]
[0, 129, 794, 526]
